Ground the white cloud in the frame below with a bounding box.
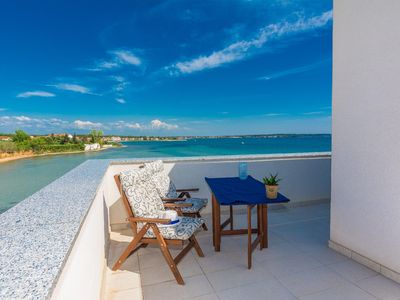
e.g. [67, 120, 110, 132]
[126, 123, 142, 129]
[302, 111, 324, 115]
[169, 10, 332, 75]
[0, 115, 181, 133]
[17, 91, 55, 98]
[259, 59, 330, 80]
[111, 75, 130, 92]
[264, 113, 286, 117]
[53, 83, 92, 94]
[98, 61, 119, 69]
[151, 119, 179, 130]
[84, 49, 142, 72]
[14, 116, 31, 121]
[112, 50, 141, 66]
[112, 120, 143, 129]
[116, 98, 126, 104]
[73, 120, 103, 129]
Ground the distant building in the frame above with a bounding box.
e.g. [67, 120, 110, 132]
[0, 136, 11, 141]
[110, 136, 121, 142]
[84, 143, 101, 151]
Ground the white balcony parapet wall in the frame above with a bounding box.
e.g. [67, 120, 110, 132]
[0, 153, 330, 299]
[331, 0, 400, 278]
[107, 154, 331, 230]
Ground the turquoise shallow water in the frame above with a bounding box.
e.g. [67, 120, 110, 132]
[0, 135, 331, 213]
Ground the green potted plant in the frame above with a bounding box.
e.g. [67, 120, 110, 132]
[262, 173, 282, 199]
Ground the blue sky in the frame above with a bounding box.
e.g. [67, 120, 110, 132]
[0, 0, 332, 135]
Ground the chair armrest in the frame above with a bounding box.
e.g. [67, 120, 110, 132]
[161, 197, 187, 202]
[164, 203, 193, 208]
[127, 216, 171, 224]
[176, 188, 199, 192]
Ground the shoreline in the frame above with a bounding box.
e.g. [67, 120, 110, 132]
[0, 147, 110, 164]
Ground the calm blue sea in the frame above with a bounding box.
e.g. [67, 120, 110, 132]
[0, 135, 331, 213]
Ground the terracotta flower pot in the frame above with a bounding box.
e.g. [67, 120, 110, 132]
[266, 185, 279, 199]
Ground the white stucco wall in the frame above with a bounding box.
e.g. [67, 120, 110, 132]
[331, 0, 400, 273]
[51, 184, 107, 300]
[107, 155, 331, 229]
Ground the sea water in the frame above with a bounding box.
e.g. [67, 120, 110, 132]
[0, 135, 331, 213]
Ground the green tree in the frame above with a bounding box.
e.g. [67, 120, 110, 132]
[89, 130, 103, 144]
[61, 134, 69, 145]
[12, 130, 30, 143]
[72, 133, 77, 144]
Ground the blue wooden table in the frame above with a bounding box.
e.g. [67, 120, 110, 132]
[205, 176, 290, 268]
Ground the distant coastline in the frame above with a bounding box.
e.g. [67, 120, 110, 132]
[118, 133, 331, 142]
[0, 147, 109, 164]
[0, 133, 331, 163]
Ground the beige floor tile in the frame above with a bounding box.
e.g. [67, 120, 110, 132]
[328, 259, 378, 283]
[142, 274, 213, 300]
[206, 264, 274, 291]
[302, 245, 349, 265]
[278, 265, 347, 297]
[253, 241, 304, 263]
[217, 279, 297, 300]
[260, 253, 322, 278]
[107, 270, 142, 291]
[299, 282, 376, 300]
[108, 287, 143, 300]
[188, 293, 219, 300]
[140, 252, 203, 286]
[355, 275, 400, 300]
[195, 248, 249, 273]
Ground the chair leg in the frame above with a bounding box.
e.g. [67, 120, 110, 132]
[190, 235, 205, 257]
[174, 239, 195, 264]
[112, 223, 150, 271]
[196, 212, 208, 231]
[150, 224, 185, 285]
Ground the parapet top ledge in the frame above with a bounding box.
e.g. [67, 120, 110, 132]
[106, 152, 332, 166]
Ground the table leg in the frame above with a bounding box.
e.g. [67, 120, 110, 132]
[212, 195, 221, 251]
[247, 205, 252, 269]
[261, 204, 268, 248]
[257, 204, 263, 250]
[212, 194, 216, 247]
[229, 205, 233, 230]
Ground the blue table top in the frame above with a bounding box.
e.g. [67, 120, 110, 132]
[205, 176, 290, 205]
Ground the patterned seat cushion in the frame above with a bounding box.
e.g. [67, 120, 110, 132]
[119, 168, 165, 218]
[151, 171, 179, 198]
[178, 198, 208, 213]
[143, 216, 204, 240]
[144, 160, 179, 198]
[144, 160, 164, 174]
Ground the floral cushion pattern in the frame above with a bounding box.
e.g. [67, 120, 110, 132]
[143, 216, 204, 240]
[151, 171, 178, 198]
[144, 160, 164, 173]
[144, 160, 179, 198]
[120, 168, 165, 218]
[179, 198, 208, 213]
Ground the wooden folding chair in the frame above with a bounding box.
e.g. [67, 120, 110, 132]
[112, 174, 205, 285]
[143, 160, 209, 231]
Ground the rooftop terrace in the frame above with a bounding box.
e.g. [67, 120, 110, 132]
[105, 202, 400, 300]
[1, 153, 399, 300]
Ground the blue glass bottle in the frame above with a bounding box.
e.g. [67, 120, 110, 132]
[238, 162, 248, 180]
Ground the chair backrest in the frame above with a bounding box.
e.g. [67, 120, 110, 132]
[144, 160, 164, 173]
[114, 174, 137, 233]
[144, 160, 178, 198]
[116, 168, 166, 234]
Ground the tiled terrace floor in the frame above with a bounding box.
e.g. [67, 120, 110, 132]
[104, 203, 400, 300]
